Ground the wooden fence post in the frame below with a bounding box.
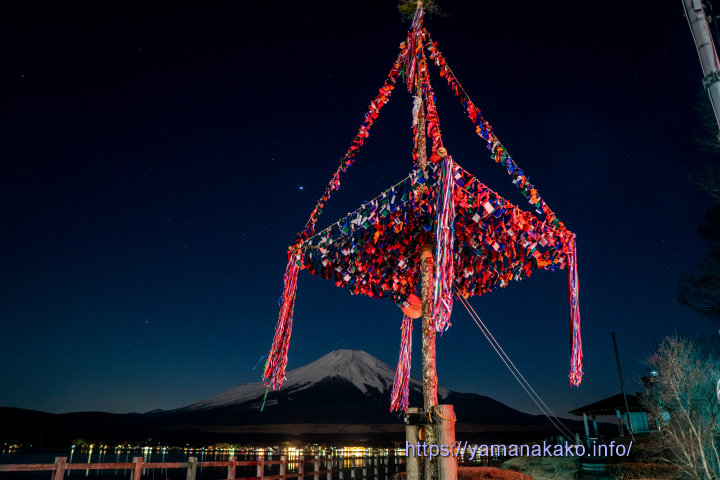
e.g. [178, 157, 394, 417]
[405, 407, 421, 480]
[436, 405, 458, 480]
[52, 457, 67, 480]
[280, 456, 286, 479]
[298, 455, 304, 480]
[325, 457, 332, 480]
[313, 456, 320, 480]
[132, 457, 144, 480]
[256, 457, 264, 480]
[362, 457, 367, 480]
[227, 456, 236, 480]
[186, 457, 197, 480]
[373, 456, 378, 479]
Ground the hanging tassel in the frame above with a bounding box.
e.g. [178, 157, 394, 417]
[262, 249, 301, 390]
[567, 235, 583, 386]
[432, 152, 455, 332]
[390, 314, 413, 412]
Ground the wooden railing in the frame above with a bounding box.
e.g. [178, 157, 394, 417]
[0, 455, 403, 480]
[0, 456, 332, 480]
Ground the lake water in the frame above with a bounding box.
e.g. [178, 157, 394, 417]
[0, 447, 407, 480]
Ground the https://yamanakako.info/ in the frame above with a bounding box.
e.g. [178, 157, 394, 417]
[405, 441, 633, 460]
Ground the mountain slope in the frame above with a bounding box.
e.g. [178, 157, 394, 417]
[181, 349, 449, 412]
[158, 349, 551, 427]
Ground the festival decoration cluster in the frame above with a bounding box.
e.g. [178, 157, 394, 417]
[263, 7, 582, 410]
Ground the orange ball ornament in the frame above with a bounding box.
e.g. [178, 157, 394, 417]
[401, 293, 422, 319]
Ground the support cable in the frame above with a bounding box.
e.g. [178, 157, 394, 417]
[457, 295, 576, 440]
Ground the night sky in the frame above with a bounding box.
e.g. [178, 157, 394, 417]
[1, 1, 718, 418]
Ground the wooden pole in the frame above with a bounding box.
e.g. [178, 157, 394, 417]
[420, 246, 438, 410]
[412, 0, 438, 416]
[412, 7, 439, 479]
[52, 457, 67, 480]
[228, 456, 237, 480]
[280, 456, 286, 479]
[186, 457, 197, 480]
[132, 457, 143, 480]
[436, 405, 457, 480]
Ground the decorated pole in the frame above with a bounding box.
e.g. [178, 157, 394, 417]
[415, 26, 440, 477]
[682, 0, 720, 134]
[262, 7, 581, 480]
[417, 77, 438, 414]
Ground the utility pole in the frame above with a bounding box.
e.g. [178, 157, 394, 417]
[682, 0, 720, 134]
[611, 332, 634, 435]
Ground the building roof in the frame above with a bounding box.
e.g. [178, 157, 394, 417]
[569, 393, 646, 416]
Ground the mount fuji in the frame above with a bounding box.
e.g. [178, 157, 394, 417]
[181, 349, 451, 412]
[141, 349, 580, 443]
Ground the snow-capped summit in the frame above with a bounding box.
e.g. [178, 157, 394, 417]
[284, 349, 395, 394]
[181, 349, 448, 411]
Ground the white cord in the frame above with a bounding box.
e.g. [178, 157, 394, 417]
[457, 295, 576, 440]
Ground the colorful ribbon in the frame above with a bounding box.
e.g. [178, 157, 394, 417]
[390, 314, 414, 412]
[262, 250, 300, 390]
[431, 154, 455, 333]
[567, 235, 583, 386]
[404, 7, 424, 92]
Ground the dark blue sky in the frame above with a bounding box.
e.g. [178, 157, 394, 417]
[1, 1, 718, 417]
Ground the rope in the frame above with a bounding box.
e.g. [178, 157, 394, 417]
[431, 407, 456, 422]
[460, 295, 575, 434]
[456, 294, 576, 440]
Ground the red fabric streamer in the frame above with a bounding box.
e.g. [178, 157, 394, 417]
[567, 236, 583, 386]
[418, 48, 444, 155]
[262, 250, 301, 390]
[390, 314, 413, 412]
